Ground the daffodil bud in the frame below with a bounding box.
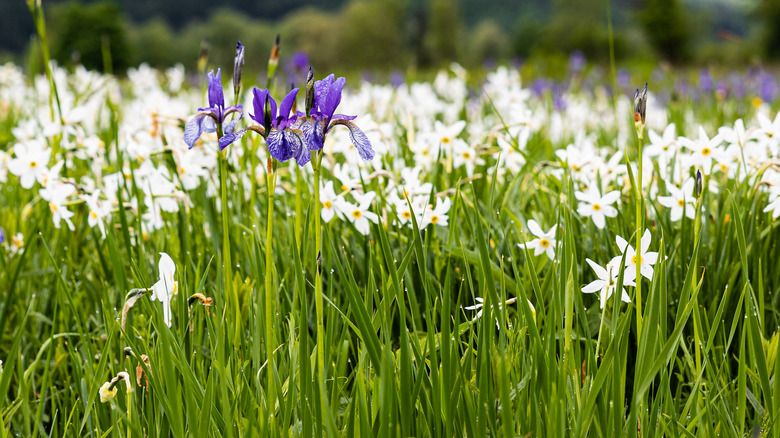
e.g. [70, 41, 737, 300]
[306, 66, 315, 117]
[634, 83, 648, 140]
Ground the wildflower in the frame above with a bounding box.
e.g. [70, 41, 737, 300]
[518, 220, 557, 260]
[575, 186, 620, 229]
[8, 140, 51, 189]
[0, 227, 4, 245]
[319, 181, 341, 222]
[464, 296, 531, 329]
[248, 87, 303, 163]
[581, 258, 634, 308]
[8, 233, 23, 256]
[645, 123, 678, 161]
[184, 69, 244, 150]
[611, 229, 660, 283]
[300, 74, 374, 163]
[99, 372, 132, 403]
[658, 178, 696, 221]
[39, 182, 77, 231]
[679, 126, 724, 175]
[420, 197, 452, 228]
[336, 192, 378, 235]
[150, 252, 178, 327]
[83, 190, 110, 238]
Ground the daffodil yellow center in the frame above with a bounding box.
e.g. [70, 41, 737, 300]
[352, 210, 362, 219]
[632, 255, 643, 265]
[323, 201, 332, 209]
[702, 147, 711, 156]
[539, 238, 550, 248]
[402, 211, 411, 219]
[90, 211, 98, 219]
[341, 185, 349, 192]
[678, 199, 685, 207]
[442, 137, 451, 144]
[30, 161, 37, 168]
[49, 203, 57, 213]
[431, 215, 439, 224]
[462, 152, 471, 159]
[592, 204, 601, 211]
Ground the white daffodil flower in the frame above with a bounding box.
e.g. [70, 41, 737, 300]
[150, 252, 178, 327]
[679, 126, 724, 175]
[658, 178, 697, 222]
[581, 258, 634, 308]
[575, 186, 620, 229]
[337, 192, 378, 236]
[611, 229, 660, 283]
[518, 220, 557, 260]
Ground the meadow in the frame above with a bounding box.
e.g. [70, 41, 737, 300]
[1, 30, 780, 438]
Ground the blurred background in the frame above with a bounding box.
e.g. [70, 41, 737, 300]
[0, 0, 775, 79]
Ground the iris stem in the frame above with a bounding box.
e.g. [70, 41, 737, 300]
[265, 157, 278, 433]
[312, 150, 327, 425]
[217, 125, 240, 348]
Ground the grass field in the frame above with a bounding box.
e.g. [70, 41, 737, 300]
[1, 25, 780, 437]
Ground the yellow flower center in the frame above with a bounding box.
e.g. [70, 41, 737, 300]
[90, 211, 98, 219]
[341, 185, 349, 192]
[352, 210, 362, 219]
[178, 167, 185, 175]
[539, 238, 550, 248]
[462, 152, 471, 159]
[30, 161, 37, 168]
[592, 204, 601, 211]
[701, 147, 711, 156]
[632, 255, 643, 265]
[323, 201, 332, 209]
[431, 215, 439, 224]
[677, 199, 685, 207]
[402, 211, 411, 219]
[49, 203, 57, 213]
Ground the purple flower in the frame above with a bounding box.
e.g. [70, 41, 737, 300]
[184, 68, 244, 150]
[0, 227, 4, 245]
[299, 74, 374, 165]
[249, 87, 305, 163]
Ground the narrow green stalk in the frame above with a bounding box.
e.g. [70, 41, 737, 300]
[295, 166, 304, 247]
[635, 134, 644, 339]
[218, 129, 240, 347]
[312, 151, 327, 426]
[126, 388, 132, 438]
[265, 157, 278, 434]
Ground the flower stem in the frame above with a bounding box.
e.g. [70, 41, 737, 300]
[634, 134, 644, 339]
[312, 151, 327, 423]
[217, 128, 240, 347]
[265, 157, 278, 432]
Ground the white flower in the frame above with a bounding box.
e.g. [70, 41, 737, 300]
[320, 181, 341, 223]
[581, 258, 634, 308]
[518, 220, 557, 260]
[420, 197, 452, 228]
[39, 182, 77, 231]
[575, 186, 620, 229]
[150, 252, 178, 327]
[657, 178, 697, 222]
[8, 140, 51, 189]
[645, 123, 678, 161]
[337, 192, 378, 236]
[679, 126, 724, 175]
[83, 190, 110, 238]
[464, 296, 528, 329]
[99, 382, 118, 403]
[611, 229, 660, 283]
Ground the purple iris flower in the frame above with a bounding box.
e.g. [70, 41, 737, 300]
[299, 74, 374, 166]
[184, 68, 244, 150]
[249, 87, 305, 163]
[0, 227, 4, 245]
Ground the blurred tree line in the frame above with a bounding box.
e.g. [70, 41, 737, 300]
[0, 0, 775, 75]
